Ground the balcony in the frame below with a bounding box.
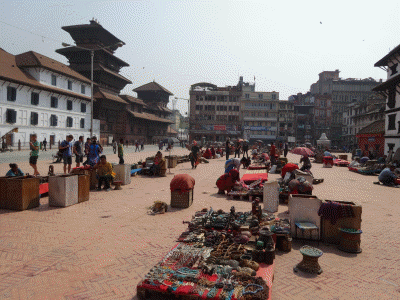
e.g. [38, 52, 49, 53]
[243, 116, 277, 122]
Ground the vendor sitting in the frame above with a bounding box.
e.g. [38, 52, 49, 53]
[378, 164, 398, 186]
[225, 157, 242, 173]
[360, 156, 370, 165]
[203, 147, 212, 159]
[210, 146, 216, 158]
[324, 149, 332, 157]
[6, 163, 24, 177]
[288, 177, 313, 195]
[240, 157, 251, 168]
[216, 169, 240, 194]
[300, 155, 312, 172]
[149, 151, 163, 176]
[94, 155, 114, 191]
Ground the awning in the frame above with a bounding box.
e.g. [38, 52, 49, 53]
[372, 74, 400, 92]
[127, 109, 173, 123]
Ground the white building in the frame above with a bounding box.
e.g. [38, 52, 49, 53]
[0, 49, 99, 148]
[372, 45, 400, 157]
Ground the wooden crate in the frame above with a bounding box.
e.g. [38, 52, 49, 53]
[166, 156, 178, 168]
[78, 174, 90, 203]
[171, 189, 193, 208]
[0, 177, 40, 211]
[321, 200, 362, 244]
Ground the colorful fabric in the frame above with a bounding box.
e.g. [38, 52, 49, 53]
[88, 144, 101, 166]
[241, 173, 268, 184]
[318, 202, 355, 225]
[30, 141, 39, 156]
[216, 169, 239, 192]
[270, 145, 276, 157]
[118, 144, 124, 156]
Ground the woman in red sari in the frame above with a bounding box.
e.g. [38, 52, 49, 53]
[216, 169, 240, 194]
[203, 148, 212, 159]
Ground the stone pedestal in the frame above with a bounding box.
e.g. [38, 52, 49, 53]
[113, 164, 131, 185]
[49, 175, 78, 207]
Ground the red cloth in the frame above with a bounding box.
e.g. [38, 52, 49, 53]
[396, 178, 400, 185]
[170, 174, 195, 192]
[262, 153, 270, 161]
[39, 183, 49, 195]
[323, 156, 333, 165]
[211, 147, 216, 156]
[281, 163, 299, 178]
[241, 173, 268, 184]
[270, 145, 276, 157]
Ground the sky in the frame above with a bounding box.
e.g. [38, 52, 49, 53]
[1, 0, 400, 116]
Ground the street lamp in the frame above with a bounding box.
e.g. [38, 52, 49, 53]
[61, 41, 124, 137]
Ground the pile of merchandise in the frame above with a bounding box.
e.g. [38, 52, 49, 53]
[137, 206, 277, 300]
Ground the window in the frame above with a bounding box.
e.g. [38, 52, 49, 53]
[79, 119, 85, 129]
[258, 94, 263, 99]
[68, 80, 73, 90]
[7, 86, 17, 101]
[81, 103, 86, 113]
[388, 88, 396, 109]
[51, 75, 57, 86]
[272, 94, 276, 100]
[6, 109, 17, 123]
[245, 94, 249, 99]
[67, 100, 73, 111]
[229, 106, 232, 111]
[66, 117, 73, 128]
[81, 85, 86, 94]
[390, 63, 398, 76]
[31, 112, 39, 125]
[51, 97, 58, 108]
[50, 115, 58, 126]
[235, 106, 239, 111]
[31, 92, 39, 105]
[388, 114, 396, 130]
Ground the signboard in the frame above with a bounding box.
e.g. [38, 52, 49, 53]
[368, 137, 375, 142]
[243, 126, 273, 131]
[250, 135, 276, 139]
[288, 136, 296, 143]
[214, 125, 226, 131]
[200, 125, 237, 131]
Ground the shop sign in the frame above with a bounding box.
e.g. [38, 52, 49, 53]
[214, 125, 226, 131]
[368, 137, 375, 142]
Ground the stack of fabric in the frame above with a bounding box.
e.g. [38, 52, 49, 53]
[318, 201, 355, 224]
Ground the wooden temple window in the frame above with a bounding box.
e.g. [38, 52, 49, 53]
[388, 114, 396, 130]
[387, 87, 396, 109]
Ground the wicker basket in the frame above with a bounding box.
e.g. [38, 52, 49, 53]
[170, 189, 193, 208]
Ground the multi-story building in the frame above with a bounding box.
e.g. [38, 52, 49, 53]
[56, 19, 132, 145]
[313, 94, 332, 143]
[189, 81, 242, 142]
[0, 48, 97, 148]
[241, 84, 279, 144]
[277, 100, 294, 143]
[342, 94, 385, 149]
[310, 70, 382, 147]
[372, 44, 400, 157]
[290, 93, 315, 145]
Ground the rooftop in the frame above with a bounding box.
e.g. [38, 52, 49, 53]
[133, 81, 173, 95]
[356, 119, 385, 136]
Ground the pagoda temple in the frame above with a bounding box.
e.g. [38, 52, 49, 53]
[56, 19, 132, 144]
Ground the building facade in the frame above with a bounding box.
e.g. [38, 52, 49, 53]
[0, 48, 97, 148]
[290, 93, 315, 145]
[372, 44, 400, 157]
[241, 84, 279, 143]
[277, 100, 295, 143]
[313, 94, 332, 143]
[189, 82, 242, 142]
[342, 94, 385, 149]
[310, 70, 382, 147]
[356, 120, 385, 158]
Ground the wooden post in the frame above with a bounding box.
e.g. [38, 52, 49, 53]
[18, 139, 21, 151]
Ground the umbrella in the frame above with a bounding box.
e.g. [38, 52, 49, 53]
[162, 137, 180, 144]
[290, 147, 314, 157]
[238, 139, 244, 142]
[256, 140, 263, 143]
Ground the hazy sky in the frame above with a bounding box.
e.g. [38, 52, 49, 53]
[1, 0, 399, 115]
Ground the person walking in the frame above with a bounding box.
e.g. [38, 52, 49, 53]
[42, 138, 47, 151]
[141, 140, 144, 150]
[118, 138, 124, 164]
[242, 141, 249, 158]
[226, 138, 231, 160]
[159, 140, 163, 150]
[270, 142, 277, 164]
[112, 140, 117, 154]
[73, 136, 84, 168]
[135, 140, 140, 152]
[83, 138, 91, 166]
[29, 134, 40, 176]
[234, 140, 241, 158]
[60, 135, 73, 174]
[284, 142, 289, 158]
[190, 141, 200, 169]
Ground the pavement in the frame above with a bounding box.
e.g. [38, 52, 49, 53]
[0, 151, 399, 300]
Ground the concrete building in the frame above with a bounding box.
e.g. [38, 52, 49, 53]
[277, 100, 294, 143]
[313, 94, 332, 143]
[342, 94, 385, 149]
[0, 48, 98, 148]
[290, 93, 315, 145]
[189, 81, 242, 142]
[310, 70, 382, 147]
[372, 44, 400, 157]
[241, 84, 279, 143]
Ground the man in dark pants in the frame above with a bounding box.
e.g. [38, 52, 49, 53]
[234, 141, 241, 158]
[242, 141, 249, 158]
[226, 138, 231, 160]
[42, 138, 47, 151]
[284, 142, 289, 158]
[94, 155, 114, 191]
[60, 135, 73, 174]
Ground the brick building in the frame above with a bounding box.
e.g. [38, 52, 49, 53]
[290, 93, 315, 145]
